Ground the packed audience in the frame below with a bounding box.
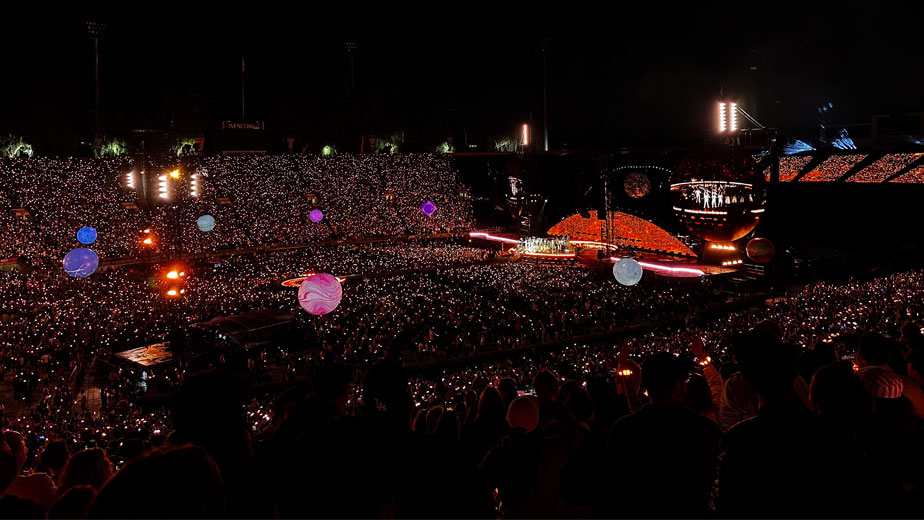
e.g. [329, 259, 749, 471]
[800, 154, 867, 182]
[0, 154, 474, 265]
[7, 154, 924, 518]
[3, 269, 924, 517]
[847, 153, 920, 183]
[891, 164, 924, 184]
[778, 155, 813, 182]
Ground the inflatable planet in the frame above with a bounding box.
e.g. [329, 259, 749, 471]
[297, 273, 342, 315]
[421, 201, 437, 216]
[309, 209, 324, 223]
[746, 237, 775, 263]
[623, 172, 651, 199]
[63, 248, 99, 278]
[612, 258, 643, 286]
[197, 215, 216, 232]
[76, 227, 97, 245]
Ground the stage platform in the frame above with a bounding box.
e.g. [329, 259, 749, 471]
[469, 230, 738, 278]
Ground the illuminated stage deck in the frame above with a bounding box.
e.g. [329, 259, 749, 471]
[469, 230, 737, 277]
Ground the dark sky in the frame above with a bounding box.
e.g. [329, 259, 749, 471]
[2, 4, 922, 152]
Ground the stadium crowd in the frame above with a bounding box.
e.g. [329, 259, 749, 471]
[848, 153, 920, 183]
[5, 154, 924, 518]
[892, 164, 924, 184]
[3, 261, 924, 516]
[0, 154, 474, 265]
[800, 154, 868, 182]
[776, 155, 813, 182]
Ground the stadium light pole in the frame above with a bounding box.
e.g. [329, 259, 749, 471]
[540, 39, 549, 152]
[344, 42, 359, 152]
[344, 42, 358, 97]
[86, 21, 107, 136]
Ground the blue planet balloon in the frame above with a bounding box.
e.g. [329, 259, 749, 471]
[197, 215, 216, 232]
[63, 248, 99, 278]
[76, 227, 97, 245]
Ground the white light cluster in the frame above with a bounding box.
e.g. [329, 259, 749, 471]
[158, 175, 168, 199]
[126, 171, 135, 189]
[721, 259, 744, 266]
[190, 174, 198, 198]
[718, 101, 739, 133]
[710, 244, 736, 251]
[521, 124, 529, 146]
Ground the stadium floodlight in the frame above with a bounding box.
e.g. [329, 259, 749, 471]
[170, 170, 180, 179]
[521, 124, 529, 146]
[729, 103, 737, 131]
[719, 103, 727, 132]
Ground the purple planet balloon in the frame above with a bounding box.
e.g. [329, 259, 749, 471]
[309, 209, 324, 223]
[421, 201, 437, 216]
[298, 273, 342, 315]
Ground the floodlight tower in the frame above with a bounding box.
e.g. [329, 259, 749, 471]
[344, 42, 358, 97]
[540, 39, 550, 152]
[86, 21, 107, 136]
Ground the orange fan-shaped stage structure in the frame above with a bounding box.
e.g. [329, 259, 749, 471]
[548, 212, 695, 257]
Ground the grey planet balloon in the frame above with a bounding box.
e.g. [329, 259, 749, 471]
[612, 258, 643, 286]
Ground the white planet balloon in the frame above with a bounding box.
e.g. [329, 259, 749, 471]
[613, 258, 643, 286]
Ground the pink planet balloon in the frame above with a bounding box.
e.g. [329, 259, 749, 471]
[298, 273, 342, 315]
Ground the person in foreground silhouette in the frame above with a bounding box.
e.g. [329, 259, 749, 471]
[596, 351, 722, 518]
[714, 333, 869, 517]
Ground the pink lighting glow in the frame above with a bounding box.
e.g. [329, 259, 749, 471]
[469, 232, 520, 244]
[610, 257, 705, 277]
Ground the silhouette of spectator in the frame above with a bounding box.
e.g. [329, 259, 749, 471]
[858, 333, 924, 418]
[48, 485, 96, 519]
[715, 333, 868, 516]
[598, 352, 721, 518]
[88, 445, 225, 518]
[56, 448, 113, 496]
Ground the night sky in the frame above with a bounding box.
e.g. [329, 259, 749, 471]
[2, 5, 922, 153]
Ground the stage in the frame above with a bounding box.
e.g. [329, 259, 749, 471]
[468, 230, 737, 278]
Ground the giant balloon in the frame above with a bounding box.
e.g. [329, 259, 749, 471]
[670, 147, 766, 241]
[298, 273, 342, 315]
[197, 215, 216, 232]
[746, 237, 775, 263]
[623, 172, 651, 199]
[421, 201, 437, 216]
[63, 248, 99, 278]
[309, 209, 324, 223]
[613, 258, 643, 286]
[77, 227, 97, 245]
